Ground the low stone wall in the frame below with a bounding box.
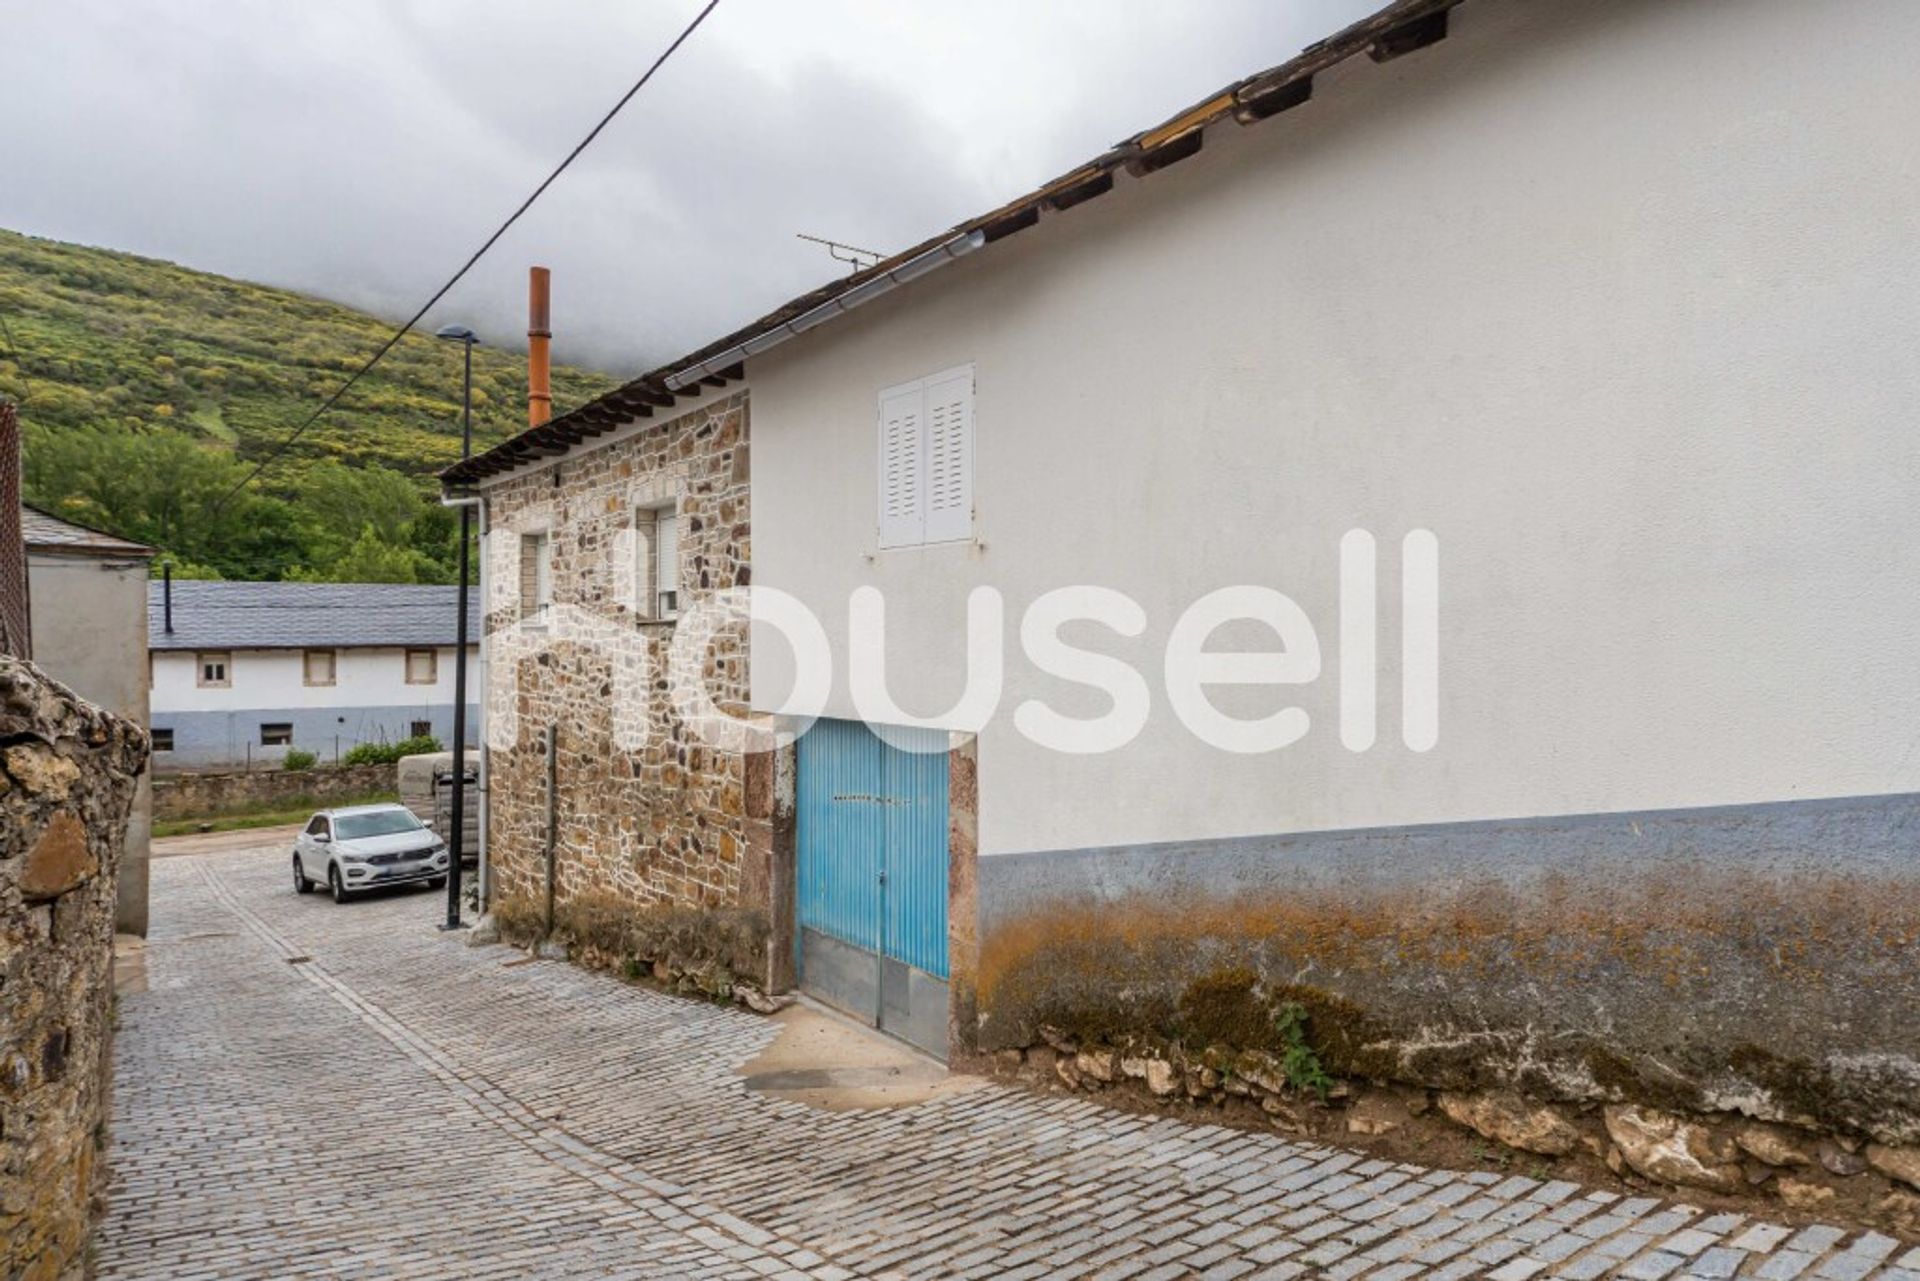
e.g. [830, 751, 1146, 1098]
[151, 762, 394, 820]
[976, 792, 1920, 1232]
[487, 889, 789, 1015]
[1002, 1023, 1920, 1235]
[0, 655, 146, 1279]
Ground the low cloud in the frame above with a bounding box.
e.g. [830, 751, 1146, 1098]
[2, 0, 1375, 374]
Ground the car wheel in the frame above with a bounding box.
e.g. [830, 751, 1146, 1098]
[427, 876, 447, 890]
[293, 856, 313, 894]
[328, 865, 350, 905]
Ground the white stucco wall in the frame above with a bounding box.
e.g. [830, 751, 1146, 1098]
[746, 0, 1920, 856]
[150, 645, 475, 713]
[29, 551, 154, 932]
[29, 556, 151, 729]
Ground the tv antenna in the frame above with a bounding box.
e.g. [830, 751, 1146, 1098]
[797, 232, 882, 273]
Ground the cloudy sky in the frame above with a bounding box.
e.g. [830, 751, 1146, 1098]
[3, 0, 1376, 374]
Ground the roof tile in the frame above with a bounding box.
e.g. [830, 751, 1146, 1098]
[23, 505, 155, 557]
[148, 581, 479, 651]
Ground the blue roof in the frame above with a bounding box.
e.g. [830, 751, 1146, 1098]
[148, 581, 479, 651]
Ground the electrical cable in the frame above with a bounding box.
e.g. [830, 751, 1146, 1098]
[213, 0, 721, 511]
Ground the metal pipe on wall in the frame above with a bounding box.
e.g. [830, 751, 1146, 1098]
[473, 496, 490, 910]
[528, 267, 552, 428]
[543, 724, 557, 936]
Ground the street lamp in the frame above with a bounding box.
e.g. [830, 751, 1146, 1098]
[434, 323, 478, 931]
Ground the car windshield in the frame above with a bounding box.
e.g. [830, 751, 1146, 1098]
[332, 810, 423, 840]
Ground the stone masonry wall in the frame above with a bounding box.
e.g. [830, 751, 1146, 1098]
[481, 393, 758, 942]
[150, 761, 395, 821]
[1, 655, 146, 1280]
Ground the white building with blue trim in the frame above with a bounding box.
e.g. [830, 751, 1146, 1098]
[148, 581, 478, 770]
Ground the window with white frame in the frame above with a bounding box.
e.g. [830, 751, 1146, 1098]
[303, 648, 336, 686]
[404, 648, 438, 684]
[878, 365, 974, 549]
[196, 651, 230, 688]
[151, 728, 174, 752]
[520, 532, 552, 620]
[633, 503, 680, 621]
[260, 722, 293, 746]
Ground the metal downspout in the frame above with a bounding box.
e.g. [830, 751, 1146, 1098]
[544, 724, 558, 936]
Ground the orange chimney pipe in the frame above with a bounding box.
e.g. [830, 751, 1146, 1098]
[528, 266, 552, 427]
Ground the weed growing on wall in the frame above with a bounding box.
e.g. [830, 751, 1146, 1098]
[1275, 1001, 1332, 1098]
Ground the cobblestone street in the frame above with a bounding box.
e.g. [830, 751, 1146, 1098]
[98, 845, 1920, 1281]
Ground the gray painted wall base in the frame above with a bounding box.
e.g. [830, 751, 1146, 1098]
[977, 791, 1920, 1142]
[152, 704, 477, 770]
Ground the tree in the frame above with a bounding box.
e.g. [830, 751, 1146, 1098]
[2, 226, 621, 585]
[156, 557, 225, 581]
[405, 502, 469, 585]
[292, 460, 424, 563]
[22, 423, 309, 579]
[326, 524, 420, 583]
[214, 497, 306, 581]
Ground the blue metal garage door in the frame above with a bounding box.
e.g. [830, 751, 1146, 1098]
[796, 718, 950, 1058]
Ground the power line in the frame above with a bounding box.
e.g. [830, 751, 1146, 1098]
[215, 0, 721, 511]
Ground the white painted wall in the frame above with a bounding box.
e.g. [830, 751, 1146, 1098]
[151, 646, 475, 713]
[748, 0, 1920, 856]
[29, 551, 153, 933]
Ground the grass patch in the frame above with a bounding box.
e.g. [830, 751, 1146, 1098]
[490, 891, 547, 944]
[153, 789, 398, 838]
[188, 403, 236, 443]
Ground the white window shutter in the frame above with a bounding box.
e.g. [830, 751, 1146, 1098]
[655, 511, 679, 617]
[878, 385, 924, 549]
[632, 510, 657, 616]
[534, 535, 552, 614]
[922, 368, 973, 544]
[519, 534, 541, 619]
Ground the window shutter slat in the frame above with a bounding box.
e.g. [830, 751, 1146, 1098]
[923, 369, 973, 544]
[878, 387, 924, 548]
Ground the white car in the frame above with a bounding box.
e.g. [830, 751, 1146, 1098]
[292, 803, 450, 904]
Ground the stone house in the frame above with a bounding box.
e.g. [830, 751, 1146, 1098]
[451, 388, 765, 973]
[147, 580, 478, 771]
[445, 0, 1920, 1164]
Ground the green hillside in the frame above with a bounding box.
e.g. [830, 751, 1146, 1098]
[0, 227, 623, 581]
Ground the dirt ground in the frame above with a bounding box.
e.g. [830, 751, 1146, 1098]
[151, 823, 303, 859]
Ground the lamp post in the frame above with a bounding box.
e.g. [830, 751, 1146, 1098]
[435, 324, 478, 931]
